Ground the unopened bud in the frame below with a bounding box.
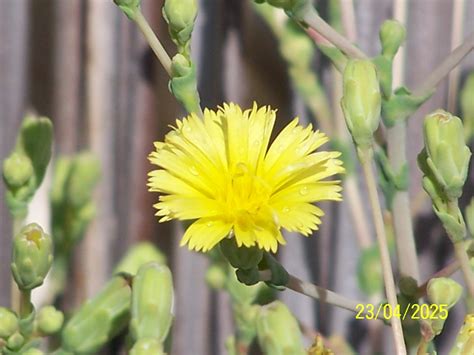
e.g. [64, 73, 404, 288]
[163, 0, 197, 50]
[11, 223, 53, 290]
[341, 59, 381, 151]
[427, 277, 463, 309]
[379, 20, 406, 59]
[422, 110, 471, 199]
[130, 338, 165, 355]
[0, 308, 18, 339]
[114, 0, 141, 20]
[37, 306, 64, 335]
[131, 263, 173, 342]
[2, 153, 33, 189]
[114, 242, 166, 275]
[256, 301, 306, 355]
[6, 332, 24, 351]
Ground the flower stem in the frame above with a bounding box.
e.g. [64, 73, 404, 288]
[10, 217, 24, 313]
[453, 241, 474, 299]
[359, 149, 407, 355]
[414, 31, 474, 96]
[19, 289, 32, 318]
[259, 270, 363, 314]
[416, 259, 460, 298]
[134, 10, 172, 77]
[299, 7, 366, 59]
[387, 122, 420, 282]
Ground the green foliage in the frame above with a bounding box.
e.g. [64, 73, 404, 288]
[2, 115, 53, 218]
[61, 275, 132, 354]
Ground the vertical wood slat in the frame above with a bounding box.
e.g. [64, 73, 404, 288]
[0, 0, 29, 307]
[81, 0, 118, 299]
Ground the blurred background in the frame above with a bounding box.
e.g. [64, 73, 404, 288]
[1, 0, 473, 354]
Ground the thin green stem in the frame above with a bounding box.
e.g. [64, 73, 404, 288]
[299, 7, 366, 59]
[134, 10, 172, 77]
[359, 149, 406, 355]
[453, 242, 474, 299]
[387, 123, 420, 282]
[259, 270, 363, 314]
[414, 31, 474, 96]
[416, 259, 460, 298]
[19, 289, 32, 318]
[11, 217, 24, 312]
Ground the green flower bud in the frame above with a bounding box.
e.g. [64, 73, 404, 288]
[357, 246, 383, 296]
[11, 223, 53, 291]
[169, 54, 201, 114]
[62, 275, 132, 354]
[115, 242, 166, 275]
[256, 301, 306, 355]
[258, 0, 309, 14]
[6, 332, 24, 351]
[422, 110, 471, 200]
[2, 153, 34, 189]
[205, 264, 227, 290]
[163, 0, 197, 51]
[341, 59, 381, 151]
[37, 306, 64, 335]
[379, 20, 406, 59]
[427, 277, 463, 309]
[0, 308, 18, 339]
[66, 152, 100, 208]
[131, 263, 173, 342]
[220, 238, 263, 270]
[130, 338, 165, 355]
[114, 0, 141, 20]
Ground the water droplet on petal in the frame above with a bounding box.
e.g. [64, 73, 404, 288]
[189, 166, 199, 176]
[282, 207, 290, 213]
[206, 222, 213, 227]
[299, 186, 308, 195]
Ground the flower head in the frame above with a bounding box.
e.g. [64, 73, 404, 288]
[148, 103, 344, 252]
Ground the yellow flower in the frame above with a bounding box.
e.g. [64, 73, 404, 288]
[148, 103, 344, 253]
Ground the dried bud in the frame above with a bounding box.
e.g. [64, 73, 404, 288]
[422, 110, 471, 199]
[11, 223, 53, 291]
[341, 59, 381, 151]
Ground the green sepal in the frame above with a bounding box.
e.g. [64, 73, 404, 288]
[258, 254, 289, 290]
[236, 267, 260, 286]
[219, 238, 263, 270]
[375, 149, 409, 208]
[18, 307, 35, 338]
[114, 0, 141, 20]
[3, 115, 53, 218]
[227, 266, 264, 305]
[433, 206, 466, 243]
[169, 54, 202, 115]
[130, 263, 173, 342]
[382, 86, 433, 126]
[399, 276, 418, 298]
[357, 246, 383, 296]
[61, 275, 132, 354]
